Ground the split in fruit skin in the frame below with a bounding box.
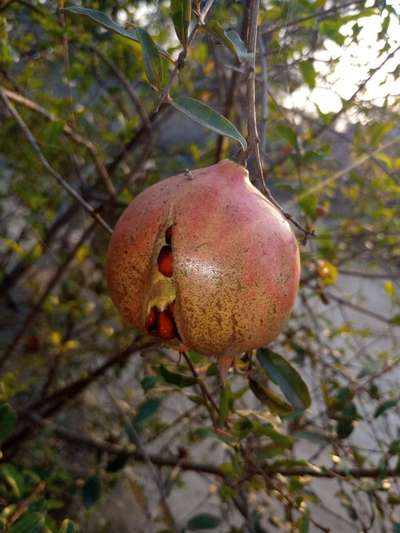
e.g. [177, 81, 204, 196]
[165, 225, 173, 245]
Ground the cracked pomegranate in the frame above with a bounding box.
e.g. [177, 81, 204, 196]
[106, 159, 300, 367]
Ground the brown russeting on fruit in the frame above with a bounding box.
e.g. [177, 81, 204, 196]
[106, 160, 300, 363]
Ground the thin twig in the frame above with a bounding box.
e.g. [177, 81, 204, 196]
[106, 387, 180, 533]
[156, 1, 215, 111]
[286, 136, 400, 208]
[0, 88, 113, 234]
[243, 1, 313, 239]
[181, 351, 220, 427]
[86, 43, 151, 130]
[0, 223, 96, 370]
[2, 337, 157, 458]
[243, 0, 264, 189]
[257, 33, 268, 159]
[261, 0, 382, 36]
[1, 87, 116, 197]
[21, 415, 400, 480]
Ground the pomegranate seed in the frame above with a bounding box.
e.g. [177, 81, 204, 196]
[157, 310, 176, 339]
[145, 306, 159, 332]
[158, 246, 173, 277]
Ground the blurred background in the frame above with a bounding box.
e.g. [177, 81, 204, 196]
[0, 1, 400, 531]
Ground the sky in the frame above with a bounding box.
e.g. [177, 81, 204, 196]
[284, 1, 400, 119]
[117, 2, 400, 123]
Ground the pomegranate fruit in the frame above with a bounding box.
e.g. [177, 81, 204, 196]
[106, 159, 300, 367]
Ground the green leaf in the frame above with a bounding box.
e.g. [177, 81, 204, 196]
[82, 475, 101, 507]
[106, 452, 129, 472]
[390, 314, 400, 326]
[319, 20, 346, 45]
[336, 417, 355, 439]
[249, 510, 268, 533]
[0, 403, 17, 443]
[64, 7, 172, 61]
[257, 349, 311, 411]
[133, 397, 162, 429]
[374, 399, 398, 418]
[159, 365, 197, 388]
[298, 193, 318, 220]
[299, 60, 316, 89]
[218, 382, 233, 426]
[64, 6, 138, 38]
[294, 431, 329, 444]
[248, 377, 293, 416]
[276, 123, 298, 148]
[206, 22, 251, 62]
[172, 96, 247, 150]
[255, 444, 289, 460]
[59, 519, 78, 533]
[141, 375, 159, 392]
[9, 512, 45, 533]
[255, 423, 293, 448]
[136, 28, 162, 90]
[0, 463, 24, 498]
[171, 0, 191, 49]
[187, 513, 220, 530]
[299, 509, 310, 533]
[225, 30, 252, 61]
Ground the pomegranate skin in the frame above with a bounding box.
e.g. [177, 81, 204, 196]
[106, 160, 300, 359]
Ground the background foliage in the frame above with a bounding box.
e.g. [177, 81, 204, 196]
[0, 0, 400, 531]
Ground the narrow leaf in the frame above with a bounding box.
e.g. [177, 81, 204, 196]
[248, 377, 293, 417]
[0, 403, 17, 443]
[276, 123, 298, 148]
[206, 22, 251, 62]
[171, 0, 191, 49]
[106, 452, 129, 472]
[9, 512, 45, 533]
[374, 399, 398, 418]
[172, 96, 247, 150]
[133, 397, 162, 428]
[64, 7, 172, 61]
[64, 7, 139, 39]
[257, 349, 311, 411]
[82, 475, 101, 507]
[299, 509, 310, 533]
[59, 519, 78, 533]
[299, 60, 316, 89]
[136, 28, 162, 90]
[187, 513, 220, 530]
[218, 382, 233, 426]
[226, 29, 252, 61]
[159, 365, 197, 388]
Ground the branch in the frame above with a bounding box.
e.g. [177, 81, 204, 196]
[0, 223, 96, 370]
[257, 33, 268, 159]
[0, 88, 113, 234]
[1, 87, 116, 198]
[268, 43, 400, 175]
[261, 0, 382, 36]
[285, 135, 400, 209]
[86, 44, 151, 130]
[243, 0, 264, 188]
[2, 336, 157, 458]
[156, 1, 216, 111]
[22, 415, 400, 480]
[243, 2, 313, 241]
